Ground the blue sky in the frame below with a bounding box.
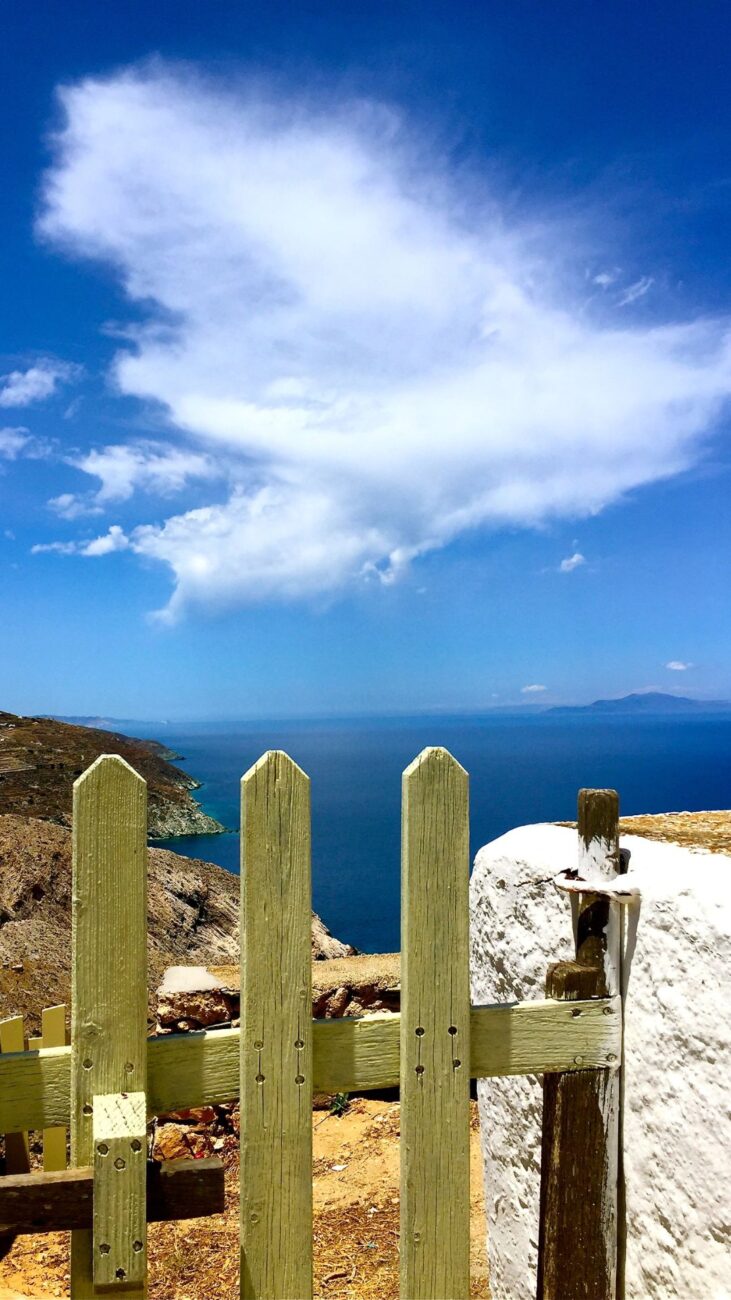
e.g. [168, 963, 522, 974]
[2, 1, 730, 719]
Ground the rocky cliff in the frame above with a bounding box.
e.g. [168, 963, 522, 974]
[0, 710, 225, 837]
[0, 815, 353, 1031]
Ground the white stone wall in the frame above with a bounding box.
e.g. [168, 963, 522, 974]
[469, 824, 731, 1300]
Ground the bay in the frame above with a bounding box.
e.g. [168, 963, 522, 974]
[149, 714, 731, 955]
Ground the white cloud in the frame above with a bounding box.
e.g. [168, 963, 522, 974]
[48, 491, 103, 521]
[617, 276, 654, 307]
[521, 683, 547, 694]
[666, 660, 692, 671]
[47, 440, 220, 520]
[592, 270, 619, 288]
[559, 550, 586, 572]
[0, 427, 30, 459]
[36, 68, 731, 617]
[32, 524, 130, 557]
[0, 359, 79, 408]
[73, 441, 219, 504]
[0, 427, 54, 467]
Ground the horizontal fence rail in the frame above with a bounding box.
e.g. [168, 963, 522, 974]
[0, 997, 621, 1133]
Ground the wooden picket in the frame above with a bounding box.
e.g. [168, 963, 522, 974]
[400, 748, 471, 1300]
[0, 748, 626, 1300]
[71, 755, 148, 1298]
[240, 752, 313, 1300]
[40, 1006, 68, 1172]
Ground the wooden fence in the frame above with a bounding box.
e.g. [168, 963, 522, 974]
[0, 749, 624, 1299]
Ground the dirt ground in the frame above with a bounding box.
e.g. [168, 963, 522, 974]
[619, 808, 731, 854]
[558, 808, 731, 856]
[0, 1098, 489, 1300]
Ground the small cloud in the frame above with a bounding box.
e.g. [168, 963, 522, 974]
[521, 683, 547, 694]
[0, 359, 80, 408]
[70, 440, 219, 506]
[592, 270, 619, 288]
[618, 276, 654, 307]
[32, 525, 130, 558]
[666, 660, 692, 671]
[0, 426, 30, 459]
[48, 492, 103, 521]
[559, 551, 585, 573]
[82, 525, 129, 556]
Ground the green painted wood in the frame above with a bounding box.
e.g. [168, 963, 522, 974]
[240, 751, 313, 1300]
[41, 1005, 67, 1172]
[0, 996, 622, 1132]
[71, 754, 148, 1299]
[400, 747, 471, 1300]
[0, 1016, 31, 1173]
[93, 1092, 147, 1287]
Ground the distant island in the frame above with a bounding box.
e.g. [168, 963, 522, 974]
[550, 691, 731, 716]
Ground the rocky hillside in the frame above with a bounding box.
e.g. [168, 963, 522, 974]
[0, 815, 353, 1031]
[0, 710, 224, 837]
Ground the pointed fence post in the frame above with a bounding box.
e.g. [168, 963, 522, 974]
[240, 751, 312, 1300]
[537, 788, 622, 1300]
[70, 755, 148, 1299]
[41, 1005, 68, 1172]
[400, 747, 471, 1300]
[0, 1018, 30, 1175]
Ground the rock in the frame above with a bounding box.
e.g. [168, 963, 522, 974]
[155, 953, 401, 1033]
[326, 986, 350, 1018]
[311, 910, 357, 960]
[152, 1120, 215, 1161]
[469, 823, 731, 1300]
[166, 1106, 217, 1126]
[152, 1123, 195, 1162]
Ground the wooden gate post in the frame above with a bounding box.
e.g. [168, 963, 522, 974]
[240, 752, 313, 1300]
[71, 756, 148, 1298]
[400, 747, 471, 1300]
[536, 789, 622, 1300]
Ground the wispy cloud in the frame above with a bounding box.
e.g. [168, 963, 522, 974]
[559, 551, 586, 572]
[521, 683, 547, 694]
[0, 427, 30, 460]
[36, 67, 731, 618]
[666, 659, 692, 671]
[0, 426, 54, 464]
[617, 275, 654, 307]
[48, 492, 103, 521]
[32, 524, 130, 557]
[0, 359, 80, 408]
[48, 440, 220, 520]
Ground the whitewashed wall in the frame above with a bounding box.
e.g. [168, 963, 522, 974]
[469, 824, 731, 1300]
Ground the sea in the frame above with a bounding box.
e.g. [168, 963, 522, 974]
[142, 714, 731, 955]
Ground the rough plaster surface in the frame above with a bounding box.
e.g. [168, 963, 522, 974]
[469, 824, 731, 1300]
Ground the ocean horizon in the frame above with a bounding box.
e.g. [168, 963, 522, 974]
[142, 713, 731, 954]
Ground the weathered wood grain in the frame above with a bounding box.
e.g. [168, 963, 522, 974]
[41, 1004, 67, 1172]
[71, 755, 148, 1298]
[400, 748, 471, 1300]
[0, 1017, 30, 1174]
[537, 788, 622, 1300]
[240, 752, 312, 1300]
[0, 996, 621, 1132]
[0, 1157, 224, 1234]
[92, 1092, 147, 1288]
